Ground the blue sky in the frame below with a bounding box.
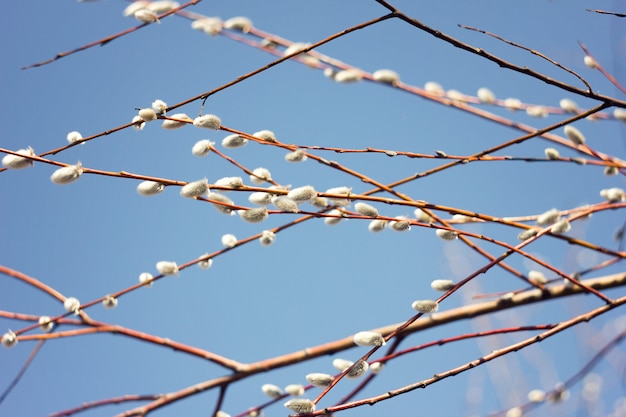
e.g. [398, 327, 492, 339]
[1, 1, 625, 417]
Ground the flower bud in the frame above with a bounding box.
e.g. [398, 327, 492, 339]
[544, 148, 560, 159]
[224, 16, 252, 33]
[309, 196, 329, 208]
[198, 255, 213, 269]
[503, 98, 522, 111]
[131, 115, 145, 130]
[156, 261, 179, 276]
[528, 270, 547, 285]
[138, 108, 157, 122]
[207, 192, 235, 215]
[527, 389, 546, 403]
[102, 295, 118, 309]
[252, 130, 277, 143]
[287, 185, 316, 203]
[272, 196, 299, 212]
[604, 166, 618, 176]
[151, 99, 167, 114]
[39, 316, 54, 332]
[389, 216, 411, 232]
[536, 208, 560, 226]
[334, 69, 362, 83]
[411, 299, 439, 313]
[332, 358, 353, 372]
[284, 149, 307, 162]
[191, 17, 222, 36]
[559, 99, 578, 113]
[584, 55, 598, 69]
[134, 9, 160, 23]
[50, 162, 83, 185]
[161, 113, 192, 130]
[250, 167, 272, 184]
[221, 234, 237, 248]
[324, 209, 343, 225]
[137, 181, 165, 196]
[1, 330, 17, 348]
[238, 207, 268, 223]
[551, 219, 571, 234]
[284, 384, 304, 396]
[139, 272, 154, 286]
[368, 219, 387, 232]
[2, 147, 35, 169]
[431, 279, 455, 291]
[193, 114, 221, 130]
[436, 229, 458, 240]
[180, 178, 209, 198]
[600, 187, 625, 202]
[146, 1, 179, 13]
[66, 131, 83, 144]
[526, 106, 547, 118]
[346, 359, 369, 378]
[123, 1, 149, 16]
[517, 228, 538, 241]
[259, 230, 275, 246]
[261, 383, 283, 398]
[284, 399, 315, 413]
[564, 125, 585, 145]
[353, 331, 385, 347]
[477, 87, 496, 104]
[370, 362, 384, 374]
[248, 192, 273, 206]
[373, 69, 400, 84]
[424, 81, 445, 96]
[305, 373, 334, 388]
[414, 208, 432, 223]
[221, 134, 248, 148]
[64, 297, 81, 314]
[192, 139, 214, 157]
[354, 202, 378, 217]
[214, 176, 243, 188]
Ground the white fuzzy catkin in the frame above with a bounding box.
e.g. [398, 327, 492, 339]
[193, 114, 221, 130]
[527, 389, 546, 403]
[248, 192, 273, 205]
[222, 134, 247, 148]
[146, 1, 179, 13]
[198, 255, 213, 269]
[180, 178, 209, 198]
[261, 383, 283, 398]
[272, 196, 299, 212]
[552, 219, 571, 234]
[528, 270, 547, 285]
[424, 81, 445, 96]
[221, 234, 237, 248]
[334, 69, 362, 83]
[526, 105, 547, 118]
[536, 208, 560, 226]
[151, 99, 167, 114]
[517, 228, 538, 241]
[259, 230, 275, 246]
[137, 181, 165, 196]
[584, 55, 598, 69]
[332, 358, 353, 372]
[138, 108, 157, 122]
[412, 299, 439, 313]
[38, 316, 54, 332]
[325, 186, 351, 206]
[2, 147, 35, 169]
[284, 149, 307, 162]
[564, 125, 585, 145]
[156, 261, 179, 276]
[207, 192, 235, 215]
[284, 399, 315, 414]
[250, 167, 272, 184]
[134, 9, 160, 23]
[324, 209, 343, 225]
[604, 166, 619, 176]
[64, 297, 81, 313]
[503, 97, 522, 110]
[224, 16, 252, 33]
[436, 229, 458, 240]
[414, 208, 432, 223]
[446, 89, 465, 102]
[600, 187, 625, 202]
[214, 176, 243, 188]
[544, 148, 560, 160]
[284, 384, 305, 396]
[370, 362, 384, 374]
[1, 331, 17, 348]
[123, 1, 149, 16]
[66, 131, 83, 144]
[477, 87, 496, 104]
[138, 272, 154, 286]
[389, 216, 411, 232]
[238, 207, 268, 223]
[191, 139, 214, 157]
[287, 185, 316, 203]
[215, 411, 230, 417]
[309, 196, 329, 208]
[452, 214, 472, 223]
[191, 17, 223, 36]
[372, 69, 400, 84]
[305, 373, 334, 388]
[354, 202, 379, 217]
[346, 359, 369, 379]
[559, 99, 578, 113]
[131, 115, 145, 130]
[102, 295, 118, 309]
[50, 162, 83, 185]
[614, 108, 626, 121]
[253, 130, 277, 143]
[353, 331, 386, 347]
[161, 113, 192, 129]
[506, 407, 523, 417]
[368, 219, 387, 232]
[431, 279, 455, 292]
